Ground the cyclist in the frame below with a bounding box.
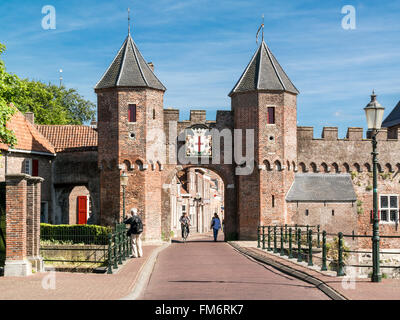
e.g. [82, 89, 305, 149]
[179, 212, 191, 241]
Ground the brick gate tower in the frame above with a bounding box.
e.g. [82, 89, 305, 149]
[95, 29, 166, 242]
[229, 40, 299, 239]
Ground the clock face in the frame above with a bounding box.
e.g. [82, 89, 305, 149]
[185, 127, 212, 157]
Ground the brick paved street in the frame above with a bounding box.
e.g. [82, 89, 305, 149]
[141, 233, 329, 300]
[0, 245, 158, 300]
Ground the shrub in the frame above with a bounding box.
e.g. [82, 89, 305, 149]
[40, 223, 111, 245]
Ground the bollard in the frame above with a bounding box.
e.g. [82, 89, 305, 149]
[267, 226, 272, 251]
[297, 229, 302, 262]
[122, 225, 127, 261]
[288, 228, 293, 259]
[118, 227, 122, 265]
[262, 226, 266, 250]
[113, 234, 118, 269]
[317, 225, 321, 248]
[273, 226, 278, 253]
[321, 231, 327, 271]
[284, 224, 288, 243]
[107, 233, 113, 274]
[337, 232, 345, 276]
[306, 224, 309, 236]
[257, 226, 261, 248]
[280, 226, 284, 256]
[308, 229, 313, 266]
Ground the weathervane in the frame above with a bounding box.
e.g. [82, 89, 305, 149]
[256, 14, 264, 46]
[128, 8, 131, 35]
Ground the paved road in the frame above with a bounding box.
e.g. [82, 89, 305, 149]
[141, 233, 329, 300]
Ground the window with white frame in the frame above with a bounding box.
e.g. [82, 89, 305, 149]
[379, 195, 399, 223]
[24, 159, 32, 175]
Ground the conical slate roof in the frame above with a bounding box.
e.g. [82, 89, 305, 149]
[382, 100, 400, 128]
[95, 33, 166, 91]
[229, 41, 298, 96]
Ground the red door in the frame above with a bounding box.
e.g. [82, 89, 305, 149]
[77, 196, 87, 225]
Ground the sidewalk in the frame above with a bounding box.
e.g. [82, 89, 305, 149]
[231, 241, 400, 300]
[0, 245, 158, 300]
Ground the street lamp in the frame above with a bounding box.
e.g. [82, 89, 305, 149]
[120, 171, 129, 221]
[364, 90, 385, 283]
[194, 193, 202, 233]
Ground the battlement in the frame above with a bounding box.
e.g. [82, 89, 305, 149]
[297, 126, 400, 142]
[163, 108, 233, 128]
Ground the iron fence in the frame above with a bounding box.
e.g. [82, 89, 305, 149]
[257, 225, 400, 278]
[40, 222, 132, 274]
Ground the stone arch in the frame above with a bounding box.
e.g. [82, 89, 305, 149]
[385, 163, 394, 173]
[299, 162, 307, 173]
[274, 160, 282, 171]
[286, 160, 291, 171]
[332, 163, 340, 173]
[134, 159, 144, 171]
[343, 163, 350, 173]
[353, 163, 361, 173]
[263, 160, 272, 171]
[123, 159, 132, 171]
[321, 162, 329, 173]
[377, 163, 383, 173]
[157, 160, 163, 171]
[364, 163, 371, 172]
[310, 162, 318, 173]
[396, 163, 400, 172]
[292, 161, 296, 172]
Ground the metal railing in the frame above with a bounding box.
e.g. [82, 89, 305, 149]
[257, 224, 400, 277]
[40, 222, 132, 274]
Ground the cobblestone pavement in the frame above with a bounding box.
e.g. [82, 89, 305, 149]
[141, 234, 329, 300]
[0, 245, 158, 300]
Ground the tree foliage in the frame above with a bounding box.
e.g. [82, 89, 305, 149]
[0, 42, 96, 148]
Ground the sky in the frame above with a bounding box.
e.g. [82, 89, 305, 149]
[1, 0, 400, 137]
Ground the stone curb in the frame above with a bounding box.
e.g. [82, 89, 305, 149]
[120, 242, 171, 300]
[228, 241, 348, 301]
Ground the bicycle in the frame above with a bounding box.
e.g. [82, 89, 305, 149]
[182, 223, 189, 243]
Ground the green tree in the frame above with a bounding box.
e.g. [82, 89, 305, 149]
[0, 43, 18, 147]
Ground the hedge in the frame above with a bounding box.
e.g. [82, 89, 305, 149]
[40, 224, 112, 245]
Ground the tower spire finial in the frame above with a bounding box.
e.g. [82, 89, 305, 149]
[256, 14, 265, 46]
[128, 8, 131, 35]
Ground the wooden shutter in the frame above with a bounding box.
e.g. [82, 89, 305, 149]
[128, 104, 137, 122]
[32, 159, 39, 176]
[267, 107, 275, 124]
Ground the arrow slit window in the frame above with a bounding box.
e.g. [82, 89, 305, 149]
[267, 107, 275, 124]
[128, 104, 136, 122]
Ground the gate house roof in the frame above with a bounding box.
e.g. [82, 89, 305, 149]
[286, 174, 357, 202]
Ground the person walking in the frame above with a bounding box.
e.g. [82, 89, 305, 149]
[211, 213, 222, 242]
[124, 208, 143, 258]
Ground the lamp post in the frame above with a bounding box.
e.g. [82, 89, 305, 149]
[194, 193, 202, 233]
[120, 172, 129, 221]
[364, 90, 385, 283]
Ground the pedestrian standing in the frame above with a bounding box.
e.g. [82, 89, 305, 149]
[123, 208, 143, 258]
[211, 213, 222, 242]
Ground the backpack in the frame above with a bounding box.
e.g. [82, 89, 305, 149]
[131, 216, 143, 234]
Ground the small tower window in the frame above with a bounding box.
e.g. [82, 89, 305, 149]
[332, 209, 335, 216]
[305, 209, 309, 216]
[153, 109, 156, 120]
[128, 104, 137, 122]
[267, 107, 275, 124]
[272, 195, 275, 208]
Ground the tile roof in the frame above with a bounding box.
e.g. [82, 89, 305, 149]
[286, 174, 357, 202]
[95, 33, 166, 91]
[382, 100, 400, 128]
[0, 106, 55, 154]
[229, 40, 299, 96]
[36, 125, 98, 152]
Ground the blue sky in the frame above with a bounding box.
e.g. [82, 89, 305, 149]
[1, 0, 400, 137]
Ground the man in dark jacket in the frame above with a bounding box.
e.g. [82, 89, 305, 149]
[123, 208, 143, 258]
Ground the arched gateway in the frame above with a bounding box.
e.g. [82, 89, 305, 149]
[95, 30, 298, 242]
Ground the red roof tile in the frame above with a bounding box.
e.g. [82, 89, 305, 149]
[36, 124, 98, 152]
[0, 106, 55, 154]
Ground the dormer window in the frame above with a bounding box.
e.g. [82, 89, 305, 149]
[128, 104, 136, 122]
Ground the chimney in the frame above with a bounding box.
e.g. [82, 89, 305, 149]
[25, 112, 34, 124]
[147, 62, 154, 72]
